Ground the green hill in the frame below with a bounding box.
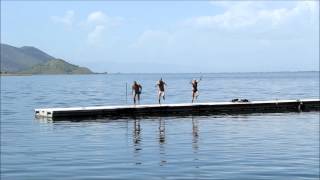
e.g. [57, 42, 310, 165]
[21, 59, 92, 74]
[1, 43, 93, 74]
[1, 44, 53, 72]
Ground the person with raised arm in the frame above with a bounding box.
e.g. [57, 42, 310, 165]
[191, 77, 202, 103]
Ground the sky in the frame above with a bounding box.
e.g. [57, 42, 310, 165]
[1, 1, 319, 73]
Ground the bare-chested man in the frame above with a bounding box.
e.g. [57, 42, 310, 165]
[191, 77, 201, 103]
[132, 81, 142, 105]
[156, 78, 167, 104]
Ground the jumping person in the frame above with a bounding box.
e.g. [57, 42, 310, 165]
[132, 81, 142, 105]
[156, 78, 167, 104]
[191, 77, 202, 103]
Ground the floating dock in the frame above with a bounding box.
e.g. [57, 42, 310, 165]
[35, 99, 320, 120]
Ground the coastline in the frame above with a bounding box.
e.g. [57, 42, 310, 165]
[1, 71, 318, 77]
[0, 72, 107, 76]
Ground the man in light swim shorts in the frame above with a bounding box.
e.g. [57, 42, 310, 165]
[156, 78, 167, 104]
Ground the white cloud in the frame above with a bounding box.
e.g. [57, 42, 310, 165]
[186, 1, 318, 30]
[88, 25, 105, 45]
[51, 10, 75, 29]
[296, 1, 317, 14]
[86, 11, 123, 27]
[87, 11, 108, 24]
[85, 11, 123, 45]
[129, 1, 318, 70]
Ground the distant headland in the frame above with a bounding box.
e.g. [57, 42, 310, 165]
[0, 43, 94, 75]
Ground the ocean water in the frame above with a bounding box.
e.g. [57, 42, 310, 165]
[1, 72, 319, 180]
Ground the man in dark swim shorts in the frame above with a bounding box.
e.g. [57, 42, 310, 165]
[191, 77, 201, 103]
[132, 81, 142, 105]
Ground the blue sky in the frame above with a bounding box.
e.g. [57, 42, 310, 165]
[1, 1, 319, 73]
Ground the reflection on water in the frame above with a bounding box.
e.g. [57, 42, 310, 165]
[158, 118, 166, 166]
[129, 117, 201, 167]
[192, 117, 199, 151]
[133, 119, 141, 146]
[192, 117, 200, 169]
[6, 113, 320, 179]
[131, 117, 168, 166]
[159, 118, 166, 144]
[132, 119, 142, 165]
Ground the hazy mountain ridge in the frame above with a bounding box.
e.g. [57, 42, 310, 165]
[21, 59, 92, 74]
[1, 43, 93, 74]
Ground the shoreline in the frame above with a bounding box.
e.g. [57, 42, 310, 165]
[0, 73, 103, 76]
[0, 71, 319, 77]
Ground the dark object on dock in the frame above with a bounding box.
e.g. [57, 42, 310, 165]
[231, 98, 250, 102]
[35, 99, 320, 121]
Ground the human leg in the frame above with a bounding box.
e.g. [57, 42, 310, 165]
[158, 91, 161, 104]
[133, 93, 137, 104]
[192, 92, 195, 103]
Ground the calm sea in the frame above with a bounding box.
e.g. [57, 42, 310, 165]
[1, 72, 319, 180]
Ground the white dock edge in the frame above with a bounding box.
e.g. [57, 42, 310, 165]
[35, 99, 320, 119]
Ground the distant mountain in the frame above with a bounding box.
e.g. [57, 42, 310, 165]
[20, 46, 55, 63]
[0, 43, 93, 74]
[21, 59, 92, 74]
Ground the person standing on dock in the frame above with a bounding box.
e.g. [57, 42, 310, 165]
[132, 81, 142, 105]
[191, 77, 202, 103]
[156, 78, 167, 104]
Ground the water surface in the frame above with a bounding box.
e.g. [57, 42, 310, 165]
[1, 72, 319, 179]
